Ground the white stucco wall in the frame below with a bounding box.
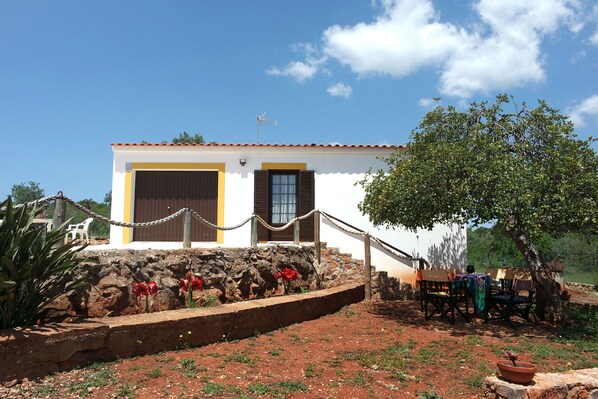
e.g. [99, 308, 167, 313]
[110, 145, 467, 285]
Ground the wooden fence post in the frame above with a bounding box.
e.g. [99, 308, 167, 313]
[183, 208, 191, 248]
[251, 215, 258, 247]
[314, 211, 321, 264]
[364, 234, 371, 300]
[52, 196, 66, 232]
[293, 220, 300, 244]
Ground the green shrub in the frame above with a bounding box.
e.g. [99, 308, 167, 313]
[0, 196, 88, 329]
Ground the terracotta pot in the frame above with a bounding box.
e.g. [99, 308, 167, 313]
[496, 360, 536, 384]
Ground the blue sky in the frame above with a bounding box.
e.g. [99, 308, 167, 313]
[1, 0, 597, 202]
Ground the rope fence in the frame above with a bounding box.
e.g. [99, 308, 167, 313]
[3, 192, 423, 268]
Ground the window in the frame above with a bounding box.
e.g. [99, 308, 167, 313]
[271, 173, 297, 224]
[254, 170, 314, 241]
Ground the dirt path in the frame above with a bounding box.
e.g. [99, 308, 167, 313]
[6, 298, 596, 399]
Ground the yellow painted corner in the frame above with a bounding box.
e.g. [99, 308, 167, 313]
[122, 171, 132, 243]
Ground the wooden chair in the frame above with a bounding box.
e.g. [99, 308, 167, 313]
[420, 269, 470, 324]
[485, 278, 535, 326]
[65, 218, 93, 244]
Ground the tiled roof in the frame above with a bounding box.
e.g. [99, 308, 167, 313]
[111, 142, 404, 149]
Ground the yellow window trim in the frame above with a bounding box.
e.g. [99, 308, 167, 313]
[123, 162, 225, 244]
[261, 162, 306, 171]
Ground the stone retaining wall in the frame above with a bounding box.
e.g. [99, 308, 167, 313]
[484, 368, 598, 398]
[0, 282, 365, 386]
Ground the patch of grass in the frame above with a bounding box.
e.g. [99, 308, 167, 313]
[559, 306, 598, 342]
[247, 383, 270, 395]
[465, 360, 492, 388]
[247, 381, 306, 396]
[201, 382, 225, 395]
[346, 371, 371, 387]
[343, 341, 414, 373]
[414, 345, 443, 366]
[32, 383, 57, 396]
[148, 367, 162, 378]
[564, 269, 598, 284]
[68, 363, 114, 396]
[269, 348, 282, 356]
[418, 391, 443, 399]
[180, 359, 197, 378]
[289, 333, 309, 343]
[466, 334, 484, 346]
[224, 352, 253, 364]
[340, 305, 358, 317]
[303, 363, 319, 378]
[228, 385, 243, 394]
[114, 383, 135, 398]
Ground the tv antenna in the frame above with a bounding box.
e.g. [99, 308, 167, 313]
[256, 112, 277, 144]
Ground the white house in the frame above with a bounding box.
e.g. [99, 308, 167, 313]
[110, 143, 467, 285]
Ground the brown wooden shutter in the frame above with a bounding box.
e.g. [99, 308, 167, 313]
[254, 170, 269, 241]
[299, 170, 315, 241]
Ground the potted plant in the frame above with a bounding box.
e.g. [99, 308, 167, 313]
[496, 350, 536, 384]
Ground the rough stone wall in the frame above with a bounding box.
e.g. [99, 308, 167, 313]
[484, 368, 598, 399]
[0, 283, 365, 386]
[43, 245, 370, 319]
[377, 271, 416, 300]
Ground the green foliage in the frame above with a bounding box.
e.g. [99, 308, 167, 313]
[468, 226, 598, 282]
[360, 94, 598, 320]
[65, 199, 111, 237]
[11, 181, 44, 205]
[0, 197, 88, 329]
[360, 94, 598, 238]
[172, 131, 205, 144]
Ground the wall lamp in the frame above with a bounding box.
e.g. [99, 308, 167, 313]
[239, 158, 247, 166]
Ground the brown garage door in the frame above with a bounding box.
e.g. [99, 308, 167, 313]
[133, 171, 218, 241]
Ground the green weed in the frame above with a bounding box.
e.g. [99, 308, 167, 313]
[201, 382, 225, 395]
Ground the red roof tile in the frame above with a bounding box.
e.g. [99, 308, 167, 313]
[111, 142, 404, 149]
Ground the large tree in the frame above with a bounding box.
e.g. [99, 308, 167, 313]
[11, 181, 44, 204]
[359, 94, 598, 323]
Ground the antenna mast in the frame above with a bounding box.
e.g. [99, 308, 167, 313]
[256, 112, 277, 144]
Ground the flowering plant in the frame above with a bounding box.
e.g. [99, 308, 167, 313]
[134, 281, 158, 313]
[179, 271, 204, 306]
[275, 267, 300, 295]
[504, 350, 519, 367]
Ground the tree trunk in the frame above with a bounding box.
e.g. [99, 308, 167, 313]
[507, 227, 563, 323]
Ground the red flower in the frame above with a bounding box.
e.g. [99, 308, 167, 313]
[134, 282, 159, 297]
[134, 282, 149, 297]
[191, 276, 203, 291]
[275, 267, 299, 281]
[179, 278, 189, 293]
[179, 274, 203, 293]
[147, 281, 158, 295]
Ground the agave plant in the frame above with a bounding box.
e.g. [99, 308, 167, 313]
[0, 196, 88, 329]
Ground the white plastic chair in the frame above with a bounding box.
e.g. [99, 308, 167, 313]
[65, 218, 93, 243]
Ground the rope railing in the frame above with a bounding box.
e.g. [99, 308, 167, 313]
[4, 192, 422, 268]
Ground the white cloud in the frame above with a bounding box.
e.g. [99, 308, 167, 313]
[591, 31, 598, 45]
[418, 97, 436, 108]
[266, 61, 318, 84]
[568, 95, 598, 128]
[269, 0, 586, 98]
[327, 82, 353, 98]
